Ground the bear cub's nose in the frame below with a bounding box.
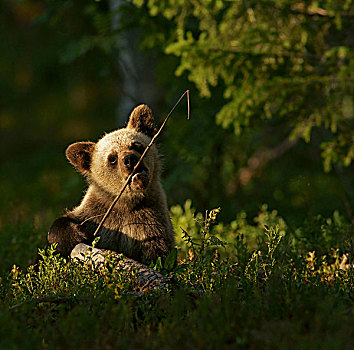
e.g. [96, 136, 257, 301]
[123, 153, 139, 169]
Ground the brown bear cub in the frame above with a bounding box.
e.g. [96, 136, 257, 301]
[48, 105, 175, 265]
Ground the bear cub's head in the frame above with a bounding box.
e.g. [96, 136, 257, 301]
[65, 105, 159, 198]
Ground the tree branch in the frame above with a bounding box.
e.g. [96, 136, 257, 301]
[239, 137, 298, 186]
[71, 243, 174, 292]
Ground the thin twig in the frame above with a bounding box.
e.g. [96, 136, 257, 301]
[80, 213, 106, 226]
[92, 90, 190, 236]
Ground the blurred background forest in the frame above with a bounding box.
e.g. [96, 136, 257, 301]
[0, 0, 353, 268]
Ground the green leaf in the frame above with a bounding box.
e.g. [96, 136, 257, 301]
[154, 257, 163, 271]
[164, 248, 178, 271]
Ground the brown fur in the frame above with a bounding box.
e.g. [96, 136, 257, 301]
[127, 104, 157, 138]
[48, 104, 175, 264]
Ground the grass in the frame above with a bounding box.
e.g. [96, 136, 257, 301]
[0, 154, 353, 349]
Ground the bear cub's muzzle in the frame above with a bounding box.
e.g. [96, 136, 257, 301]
[123, 152, 149, 190]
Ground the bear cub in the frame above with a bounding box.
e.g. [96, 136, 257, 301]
[48, 105, 175, 265]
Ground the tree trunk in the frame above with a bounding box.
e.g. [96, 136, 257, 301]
[109, 0, 161, 126]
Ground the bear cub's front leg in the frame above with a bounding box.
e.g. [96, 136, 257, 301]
[48, 215, 93, 257]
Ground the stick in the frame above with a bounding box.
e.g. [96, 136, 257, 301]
[92, 90, 190, 236]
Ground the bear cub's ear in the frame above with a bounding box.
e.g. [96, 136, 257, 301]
[66, 142, 95, 174]
[127, 104, 156, 138]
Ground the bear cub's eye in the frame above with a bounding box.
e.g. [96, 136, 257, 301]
[108, 154, 118, 165]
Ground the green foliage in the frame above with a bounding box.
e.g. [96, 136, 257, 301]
[174, 207, 232, 292]
[1, 206, 353, 349]
[127, 0, 353, 223]
[132, 0, 353, 170]
[171, 200, 287, 254]
[163, 247, 178, 272]
[8, 244, 139, 305]
[244, 225, 284, 283]
[293, 210, 353, 255]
